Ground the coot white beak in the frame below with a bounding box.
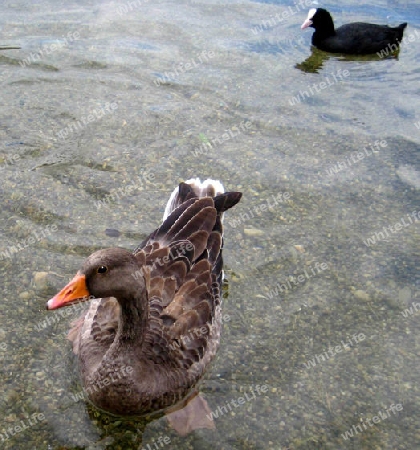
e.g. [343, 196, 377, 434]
[301, 8, 317, 29]
[301, 18, 312, 29]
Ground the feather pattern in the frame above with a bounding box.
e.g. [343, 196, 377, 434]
[50, 179, 241, 415]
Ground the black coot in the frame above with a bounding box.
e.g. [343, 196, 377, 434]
[301, 8, 407, 55]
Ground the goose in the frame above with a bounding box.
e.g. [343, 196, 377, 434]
[46, 178, 241, 419]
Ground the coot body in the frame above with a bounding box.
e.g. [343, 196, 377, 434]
[301, 8, 407, 55]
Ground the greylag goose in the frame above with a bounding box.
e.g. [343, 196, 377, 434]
[46, 178, 241, 416]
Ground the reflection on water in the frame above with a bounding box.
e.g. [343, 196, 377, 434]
[0, 0, 419, 448]
[295, 47, 402, 73]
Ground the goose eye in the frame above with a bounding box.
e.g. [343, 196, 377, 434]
[97, 266, 108, 274]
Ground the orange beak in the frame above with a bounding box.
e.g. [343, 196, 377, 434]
[46, 273, 90, 310]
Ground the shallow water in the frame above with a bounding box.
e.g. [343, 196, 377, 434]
[0, 0, 419, 449]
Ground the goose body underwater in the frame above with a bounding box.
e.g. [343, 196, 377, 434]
[46, 178, 241, 417]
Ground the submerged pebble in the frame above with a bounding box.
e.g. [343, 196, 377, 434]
[105, 228, 121, 237]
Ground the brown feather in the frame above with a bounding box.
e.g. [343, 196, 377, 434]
[170, 207, 216, 243]
[170, 310, 202, 338]
[57, 181, 242, 417]
[186, 230, 209, 261]
[206, 231, 222, 266]
[161, 199, 214, 243]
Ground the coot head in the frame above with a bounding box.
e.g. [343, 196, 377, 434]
[301, 8, 334, 34]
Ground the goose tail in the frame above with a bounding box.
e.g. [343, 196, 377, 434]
[163, 178, 226, 221]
